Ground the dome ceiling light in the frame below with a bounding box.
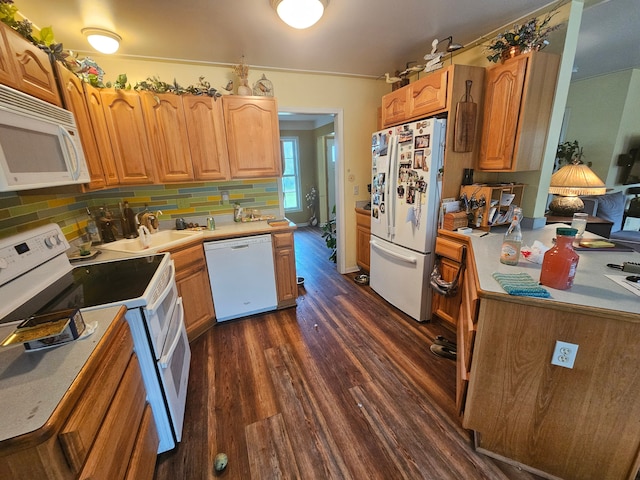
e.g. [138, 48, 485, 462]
[270, 0, 328, 29]
[81, 28, 121, 54]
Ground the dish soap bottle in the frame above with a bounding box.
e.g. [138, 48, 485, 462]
[500, 207, 522, 265]
[540, 227, 580, 290]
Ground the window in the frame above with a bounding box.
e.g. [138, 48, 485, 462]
[281, 137, 301, 211]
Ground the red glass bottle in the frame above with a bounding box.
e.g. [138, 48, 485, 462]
[539, 228, 580, 290]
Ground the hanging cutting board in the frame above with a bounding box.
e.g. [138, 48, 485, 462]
[453, 80, 477, 153]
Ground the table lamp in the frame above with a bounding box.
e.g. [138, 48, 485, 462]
[548, 162, 606, 216]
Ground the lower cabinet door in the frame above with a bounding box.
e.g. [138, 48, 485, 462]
[125, 404, 159, 480]
[79, 356, 146, 480]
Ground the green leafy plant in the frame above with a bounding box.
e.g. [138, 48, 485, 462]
[557, 140, 584, 165]
[0, 1, 67, 63]
[486, 10, 562, 63]
[321, 205, 337, 263]
[112, 73, 131, 90]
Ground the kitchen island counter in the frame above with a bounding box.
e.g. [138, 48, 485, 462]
[439, 225, 640, 480]
[467, 223, 639, 316]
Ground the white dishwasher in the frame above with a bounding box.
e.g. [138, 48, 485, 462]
[204, 234, 278, 321]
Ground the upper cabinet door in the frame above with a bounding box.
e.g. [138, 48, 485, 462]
[100, 89, 155, 184]
[478, 56, 526, 171]
[182, 95, 230, 181]
[408, 69, 448, 119]
[381, 87, 409, 127]
[0, 24, 17, 87]
[478, 52, 560, 172]
[83, 83, 119, 186]
[141, 92, 194, 183]
[3, 24, 61, 106]
[223, 96, 282, 178]
[56, 65, 107, 190]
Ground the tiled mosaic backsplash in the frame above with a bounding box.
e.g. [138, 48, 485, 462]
[0, 179, 280, 241]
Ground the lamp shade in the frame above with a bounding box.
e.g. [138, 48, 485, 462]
[548, 163, 606, 196]
[548, 163, 606, 215]
[271, 0, 328, 29]
[82, 28, 121, 54]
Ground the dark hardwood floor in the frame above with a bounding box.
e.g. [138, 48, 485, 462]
[154, 227, 540, 479]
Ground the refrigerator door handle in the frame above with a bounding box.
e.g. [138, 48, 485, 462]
[386, 135, 397, 238]
[370, 240, 418, 265]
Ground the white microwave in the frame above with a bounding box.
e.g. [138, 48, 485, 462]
[0, 84, 89, 191]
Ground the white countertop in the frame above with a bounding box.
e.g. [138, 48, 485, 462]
[468, 224, 640, 316]
[0, 306, 123, 442]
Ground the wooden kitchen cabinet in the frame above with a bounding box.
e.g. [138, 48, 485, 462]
[380, 66, 451, 127]
[223, 96, 282, 178]
[0, 308, 158, 480]
[100, 89, 156, 184]
[182, 95, 231, 181]
[56, 64, 110, 190]
[478, 51, 560, 172]
[0, 23, 16, 87]
[0, 22, 61, 106]
[433, 232, 477, 416]
[431, 236, 465, 330]
[141, 92, 195, 183]
[83, 82, 120, 186]
[166, 242, 215, 341]
[381, 87, 409, 128]
[355, 207, 371, 272]
[379, 64, 485, 201]
[407, 68, 448, 119]
[272, 231, 298, 308]
[455, 243, 478, 415]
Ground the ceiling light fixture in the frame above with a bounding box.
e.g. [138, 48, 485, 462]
[270, 0, 328, 29]
[81, 28, 121, 54]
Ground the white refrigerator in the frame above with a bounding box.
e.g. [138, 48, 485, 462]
[369, 118, 446, 322]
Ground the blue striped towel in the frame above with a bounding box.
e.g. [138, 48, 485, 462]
[492, 272, 551, 298]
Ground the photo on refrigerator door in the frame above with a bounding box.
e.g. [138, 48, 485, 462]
[372, 132, 388, 157]
[414, 149, 425, 169]
[398, 126, 413, 144]
[415, 134, 430, 149]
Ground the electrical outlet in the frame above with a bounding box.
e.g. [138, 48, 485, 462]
[221, 191, 229, 204]
[551, 341, 579, 369]
[354, 185, 359, 195]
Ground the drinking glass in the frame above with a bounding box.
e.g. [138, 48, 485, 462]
[571, 212, 588, 238]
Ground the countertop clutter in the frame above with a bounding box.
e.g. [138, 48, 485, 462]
[470, 223, 639, 314]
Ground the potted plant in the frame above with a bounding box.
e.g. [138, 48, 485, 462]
[321, 205, 337, 263]
[485, 11, 562, 63]
[305, 187, 318, 226]
[557, 140, 584, 165]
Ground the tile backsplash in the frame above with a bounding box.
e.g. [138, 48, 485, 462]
[0, 179, 280, 241]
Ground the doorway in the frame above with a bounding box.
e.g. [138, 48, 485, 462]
[278, 108, 346, 273]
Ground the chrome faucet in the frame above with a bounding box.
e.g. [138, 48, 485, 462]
[136, 205, 162, 233]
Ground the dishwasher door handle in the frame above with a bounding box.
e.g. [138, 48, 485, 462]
[231, 244, 249, 250]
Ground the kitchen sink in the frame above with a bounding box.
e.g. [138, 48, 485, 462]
[98, 229, 203, 254]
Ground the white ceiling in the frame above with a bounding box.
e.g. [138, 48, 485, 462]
[15, 0, 638, 82]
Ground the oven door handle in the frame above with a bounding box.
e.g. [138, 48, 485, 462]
[145, 260, 176, 318]
[159, 297, 184, 368]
